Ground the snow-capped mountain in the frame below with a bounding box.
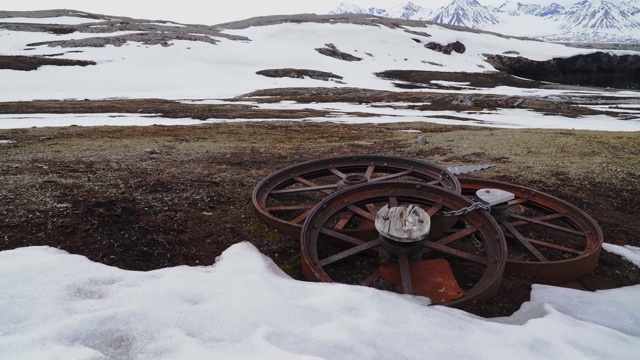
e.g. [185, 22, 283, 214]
[386, 2, 432, 20]
[560, 0, 640, 31]
[498, 1, 542, 16]
[431, 0, 502, 28]
[537, 3, 566, 17]
[329, 0, 640, 42]
[329, 2, 432, 20]
[621, 0, 640, 16]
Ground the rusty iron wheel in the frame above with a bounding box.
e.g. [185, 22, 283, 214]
[300, 181, 506, 308]
[459, 178, 603, 284]
[253, 155, 460, 238]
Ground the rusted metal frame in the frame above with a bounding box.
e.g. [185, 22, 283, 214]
[398, 253, 414, 295]
[508, 213, 584, 236]
[320, 238, 381, 266]
[266, 205, 312, 212]
[500, 219, 549, 262]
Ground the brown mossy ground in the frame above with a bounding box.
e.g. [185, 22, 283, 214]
[2, 120, 639, 318]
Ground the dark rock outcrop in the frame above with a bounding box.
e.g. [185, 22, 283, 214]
[425, 41, 466, 55]
[257, 68, 343, 81]
[0, 55, 96, 71]
[315, 43, 362, 62]
[485, 52, 640, 89]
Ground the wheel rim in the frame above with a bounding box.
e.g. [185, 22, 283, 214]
[459, 177, 603, 284]
[300, 181, 506, 308]
[253, 155, 460, 238]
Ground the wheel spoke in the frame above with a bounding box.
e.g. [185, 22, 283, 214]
[389, 196, 398, 208]
[359, 269, 381, 286]
[500, 219, 549, 262]
[319, 227, 366, 246]
[320, 239, 381, 266]
[436, 225, 478, 246]
[291, 208, 313, 225]
[512, 235, 584, 255]
[423, 241, 489, 265]
[509, 213, 584, 236]
[334, 212, 354, 230]
[508, 198, 529, 206]
[329, 167, 347, 179]
[426, 203, 443, 216]
[398, 253, 414, 295]
[346, 205, 376, 222]
[364, 165, 375, 180]
[370, 169, 413, 182]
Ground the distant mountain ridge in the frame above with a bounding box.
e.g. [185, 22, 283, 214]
[329, 0, 640, 42]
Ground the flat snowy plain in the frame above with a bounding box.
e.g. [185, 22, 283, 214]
[1, 13, 640, 359]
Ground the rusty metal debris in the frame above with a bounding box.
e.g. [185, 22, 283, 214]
[459, 178, 603, 284]
[252, 155, 460, 238]
[253, 155, 604, 306]
[299, 181, 506, 308]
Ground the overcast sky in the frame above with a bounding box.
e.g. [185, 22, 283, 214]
[3, 1, 614, 25]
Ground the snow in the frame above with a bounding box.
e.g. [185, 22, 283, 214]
[602, 244, 640, 267]
[0, 243, 639, 360]
[0, 16, 105, 25]
[2, 18, 638, 131]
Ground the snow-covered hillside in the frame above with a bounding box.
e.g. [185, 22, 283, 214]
[330, 0, 640, 42]
[0, 11, 632, 102]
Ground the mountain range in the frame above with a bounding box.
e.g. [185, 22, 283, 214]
[329, 0, 640, 42]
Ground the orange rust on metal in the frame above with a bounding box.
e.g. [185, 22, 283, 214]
[379, 259, 464, 304]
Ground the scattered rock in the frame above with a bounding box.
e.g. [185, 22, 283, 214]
[0, 140, 16, 145]
[0, 55, 96, 71]
[425, 41, 466, 55]
[256, 68, 343, 81]
[38, 136, 53, 141]
[451, 96, 474, 106]
[417, 135, 428, 145]
[315, 43, 362, 62]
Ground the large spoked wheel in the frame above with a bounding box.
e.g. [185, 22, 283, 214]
[300, 181, 506, 308]
[253, 155, 460, 238]
[459, 178, 604, 284]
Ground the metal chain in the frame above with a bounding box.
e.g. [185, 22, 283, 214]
[438, 202, 490, 217]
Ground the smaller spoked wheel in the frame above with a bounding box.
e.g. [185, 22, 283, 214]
[300, 181, 506, 308]
[253, 155, 460, 238]
[459, 178, 604, 284]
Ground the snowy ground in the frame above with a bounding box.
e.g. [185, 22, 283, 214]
[1, 14, 639, 131]
[0, 243, 639, 360]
